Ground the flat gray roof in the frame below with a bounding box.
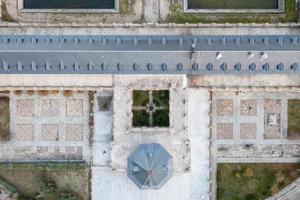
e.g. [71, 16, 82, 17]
[0, 35, 300, 74]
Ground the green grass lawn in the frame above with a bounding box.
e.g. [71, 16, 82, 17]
[0, 163, 89, 199]
[132, 90, 169, 127]
[167, 0, 297, 23]
[217, 163, 300, 200]
[133, 90, 149, 107]
[153, 90, 169, 107]
[288, 99, 300, 139]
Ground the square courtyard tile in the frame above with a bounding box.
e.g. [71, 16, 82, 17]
[17, 99, 34, 117]
[15, 124, 34, 141]
[42, 99, 59, 117]
[41, 124, 59, 141]
[66, 99, 83, 117]
[217, 99, 233, 116]
[66, 124, 83, 141]
[240, 99, 257, 116]
[217, 123, 233, 139]
[240, 123, 257, 139]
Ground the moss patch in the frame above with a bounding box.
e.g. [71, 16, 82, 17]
[167, 0, 297, 23]
[2, 1, 15, 22]
[119, 0, 129, 15]
[217, 163, 300, 200]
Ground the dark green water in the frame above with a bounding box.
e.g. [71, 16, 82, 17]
[24, 0, 115, 9]
[188, 0, 278, 9]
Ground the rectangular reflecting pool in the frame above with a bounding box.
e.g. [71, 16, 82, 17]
[187, 0, 278, 9]
[23, 0, 115, 9]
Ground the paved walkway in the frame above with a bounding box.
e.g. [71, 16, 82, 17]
[144, 0, 159, 22]
[92, 76, 210, 200]
[266, 177, 300, 200]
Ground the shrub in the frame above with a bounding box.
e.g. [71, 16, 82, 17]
[36, 180, 56, 200]
[58, 192, 80, 200]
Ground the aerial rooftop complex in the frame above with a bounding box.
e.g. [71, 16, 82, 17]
[0, 0, 300, 200]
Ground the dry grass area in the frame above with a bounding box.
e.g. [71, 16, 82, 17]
[2, 1, 15, 22]
[217, 163, 300, 200]
[0, 163, 89, 199]
[0, 96, 10, 141]
[288, 99, 300, 139]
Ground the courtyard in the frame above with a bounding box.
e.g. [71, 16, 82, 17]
[212, 91, 300, 163]
[92, 75, 211, 200]
[0, 90, 91, 162]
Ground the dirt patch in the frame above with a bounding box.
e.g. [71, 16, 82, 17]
[63, 90, 73, 97]
[0, 96, 10, 141]
[37, 90, 49, 96]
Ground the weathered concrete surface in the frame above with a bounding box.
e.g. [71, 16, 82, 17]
[0, 26, 300, 35]
[0, 75, 113, 87]
[189, 75, 300, 87]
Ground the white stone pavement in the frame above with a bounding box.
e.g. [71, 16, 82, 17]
[91, 78, 210, 200]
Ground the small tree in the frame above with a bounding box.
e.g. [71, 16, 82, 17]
[36, 180, 56, 200]
[58, 191, 80, 200]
